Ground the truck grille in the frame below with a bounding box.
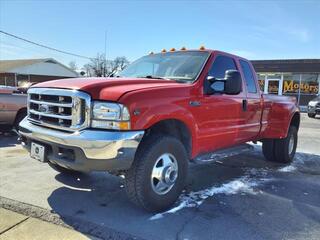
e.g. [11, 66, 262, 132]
[27, 88, 91, 131]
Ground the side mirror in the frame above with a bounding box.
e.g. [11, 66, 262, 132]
[224, 70, 242, 95]
[206, 70, 242, 95]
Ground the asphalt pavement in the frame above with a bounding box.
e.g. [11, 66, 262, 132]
[0, 113, 319, 240]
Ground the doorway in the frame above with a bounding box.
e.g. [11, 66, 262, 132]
[264, 78, 283, 95]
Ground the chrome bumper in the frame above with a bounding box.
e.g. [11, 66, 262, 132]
[19, 118, 144, 171]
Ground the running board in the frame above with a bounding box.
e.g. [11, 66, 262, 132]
[193, 144, 254, 164]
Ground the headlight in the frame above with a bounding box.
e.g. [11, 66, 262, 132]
[91, 102, 130, 130]
[308, 101, 317, 107]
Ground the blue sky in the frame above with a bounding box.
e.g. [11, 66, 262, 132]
[1, 0, 319, 69]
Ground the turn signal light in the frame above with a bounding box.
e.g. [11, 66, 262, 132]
[119, 121, 130, 130]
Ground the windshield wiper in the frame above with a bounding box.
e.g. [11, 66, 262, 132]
[137, 75, 171, 80]
[172, 79, 189, 83]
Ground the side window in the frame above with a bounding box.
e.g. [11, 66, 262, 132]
[208, 55, 237, 78]
[240, 60, 257, 93]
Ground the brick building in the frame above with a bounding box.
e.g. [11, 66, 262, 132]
[251, 59, 320, 108]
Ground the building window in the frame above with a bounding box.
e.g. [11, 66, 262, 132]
[300, 74, 319, 94]
[257, 73, 266, 91]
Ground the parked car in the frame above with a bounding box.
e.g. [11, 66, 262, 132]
[19, 49, 300, 212]
[0, 86, 27, 130]
[307, 96, 320, 118]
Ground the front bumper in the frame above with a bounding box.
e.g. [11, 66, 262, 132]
[307, 105, 320, 114]
[19, 118, 144, 172]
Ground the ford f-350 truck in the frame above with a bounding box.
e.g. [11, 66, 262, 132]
[19, 49, 300, 212]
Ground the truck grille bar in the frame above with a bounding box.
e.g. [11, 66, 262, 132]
[27, 88, 91, 132]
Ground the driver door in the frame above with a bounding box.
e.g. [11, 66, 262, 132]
[192, 55, 247, 153]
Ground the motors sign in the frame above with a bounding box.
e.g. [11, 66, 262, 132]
[283, 80, 319, 94]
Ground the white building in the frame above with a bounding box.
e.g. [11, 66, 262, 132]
[0, 58, 78, 86]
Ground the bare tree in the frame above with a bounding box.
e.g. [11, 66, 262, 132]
[87, 53, 106, 77]
[82, 64, 93, 77]
[82, 54, 129, 77]
[68, 61, 77, 71]
[108, 57, 130, 76]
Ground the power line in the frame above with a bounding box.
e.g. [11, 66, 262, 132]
[0, 30, 94, 60]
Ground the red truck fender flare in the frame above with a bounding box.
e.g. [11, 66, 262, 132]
[132, 105, 199, 158]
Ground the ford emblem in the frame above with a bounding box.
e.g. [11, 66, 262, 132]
[39, 104, 50, 113]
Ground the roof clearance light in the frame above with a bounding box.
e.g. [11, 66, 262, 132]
[161, 49, 167, 53]
[170, 48, 176, 52]
[199, 45, 206, 50]
[181, 47, 187, 50]
[149, 51, 154, 55]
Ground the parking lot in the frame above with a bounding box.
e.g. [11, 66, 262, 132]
[0, 113, 319, 240]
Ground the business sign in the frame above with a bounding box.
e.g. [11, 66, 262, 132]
[283, 80, 319, 94]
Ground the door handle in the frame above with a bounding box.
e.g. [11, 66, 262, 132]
[189, 101, 201, 107]
[242, 99, 248, 111]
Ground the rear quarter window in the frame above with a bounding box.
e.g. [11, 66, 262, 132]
[239, 60, 257, 93]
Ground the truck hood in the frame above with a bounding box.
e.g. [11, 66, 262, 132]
[32, 77, 180, 101]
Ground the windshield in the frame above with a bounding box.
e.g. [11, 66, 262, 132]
[118, 51, 210, 82]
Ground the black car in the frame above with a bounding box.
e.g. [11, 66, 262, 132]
[307, 96, 320, 118]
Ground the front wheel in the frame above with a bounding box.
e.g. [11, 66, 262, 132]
[125, 135, 188, 212]
[308, 113, 316, 118]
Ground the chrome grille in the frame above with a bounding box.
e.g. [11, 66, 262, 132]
[27, 88, 91, 131]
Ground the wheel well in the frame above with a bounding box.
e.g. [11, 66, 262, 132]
[290, 112, 300, 130]
[145, 119, 192, 158]
[14, 108, 27, 123]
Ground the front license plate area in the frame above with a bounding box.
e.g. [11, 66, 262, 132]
[31, 142, 47, 162]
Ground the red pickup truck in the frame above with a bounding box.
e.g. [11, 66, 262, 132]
[19, 49, 300, 212]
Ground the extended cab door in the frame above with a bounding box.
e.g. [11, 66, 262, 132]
[237, 59, 262, 141]
[192, 54, 248, 153]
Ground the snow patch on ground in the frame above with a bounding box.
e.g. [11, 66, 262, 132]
[150, 169, 270, 220]
[277, 152, 318, 172]
[150, 145, 319, 220]
[278, 165, 297, 172]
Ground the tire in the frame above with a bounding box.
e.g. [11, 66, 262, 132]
[308, 113, 316, 118]
[48, 162, 82, 175]
[262, 126, 298, 163]
[14, 109, 27, 131]
[125, 134, 188, 212]
[262, 139, 275, 162]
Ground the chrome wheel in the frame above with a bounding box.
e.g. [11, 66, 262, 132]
[151, 153, 178, 195]
[288, 133, 295, 155]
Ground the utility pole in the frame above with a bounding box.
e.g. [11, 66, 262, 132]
[104, 30, 107, 77]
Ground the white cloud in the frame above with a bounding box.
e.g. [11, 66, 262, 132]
[288, 29, 311, 43]
[230, 50, 257, 59]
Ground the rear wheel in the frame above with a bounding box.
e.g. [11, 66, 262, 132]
[262, 126, 297, 163]
[308, 113, 316, 118]
[125, 135, 188, 212]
